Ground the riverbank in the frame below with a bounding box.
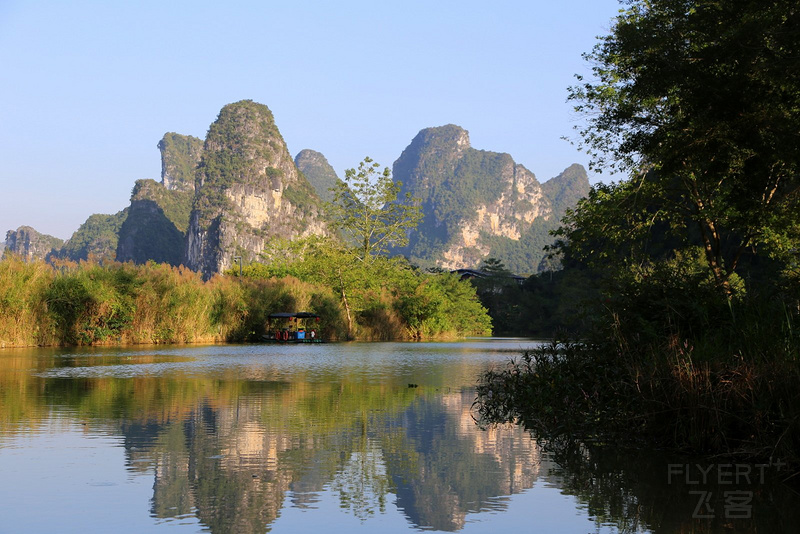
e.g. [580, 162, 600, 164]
[475, 333, 800, 479]
[0, 256, 492, 347]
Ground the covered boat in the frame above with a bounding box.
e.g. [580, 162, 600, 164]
[265, 312, 322, 343]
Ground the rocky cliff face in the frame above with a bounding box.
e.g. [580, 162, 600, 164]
[185, 100, 327, 277]
[116, 179, 193, 265]
[157, 133, 203, 193]
[4, 214, 125, 263]
[392, 125, 589, 273]
[4, 226, 64, 261]
[294, 149, 340, 203]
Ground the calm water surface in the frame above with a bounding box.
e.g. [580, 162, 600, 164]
[0, 339, 797, 533]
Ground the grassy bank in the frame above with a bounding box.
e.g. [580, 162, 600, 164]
[0, 254, 491, 347]
[475, 298, 800, 473]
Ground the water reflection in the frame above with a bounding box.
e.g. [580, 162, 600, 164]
[1, 343, 798, 533]
[127, 389, 542, 532]
[0, 344, 547, 533]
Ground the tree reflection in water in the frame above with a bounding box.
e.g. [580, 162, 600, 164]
[128, 388, 543, 533]
[477, 419, 800, 533]
[3, 346, 799, 533]
[0, 349, 542, 533]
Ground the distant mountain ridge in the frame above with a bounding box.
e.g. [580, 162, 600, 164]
[392, 125, 589, 273]
[3, 226, 63, 262]
[294, 149, 341, 203]
[3, 104, 589, 277]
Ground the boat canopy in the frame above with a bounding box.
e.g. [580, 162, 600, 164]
[268, 312, 320, 319]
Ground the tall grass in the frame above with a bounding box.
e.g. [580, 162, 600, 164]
[0, 254, 491, 347]
[0, 257, 55, 347]
[475, 298, 800, 472]
[0, 256, 347, 347]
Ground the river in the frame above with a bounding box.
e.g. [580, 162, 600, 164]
[0, 339, 797, 533]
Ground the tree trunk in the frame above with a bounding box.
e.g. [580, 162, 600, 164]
[337, 266, 353, 338]
[696, 219, 733, 298]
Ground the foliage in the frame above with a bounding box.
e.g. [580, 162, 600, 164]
[568, 0, 800, 295]
[0, 256, 348, 346]
[476, 341, 634, 438]
[326, 157, 422, 262]
[478, 0, 800, 473]
[248, 236, 492, 340]
[469, 259, 521, 335]
[395, 272, 492, 339]
[477, 311, 800, 469]
[59, 210, 128, 261]
[0, 256, 55, 346]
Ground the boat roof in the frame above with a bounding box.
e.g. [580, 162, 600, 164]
[268, 312, 321, 319]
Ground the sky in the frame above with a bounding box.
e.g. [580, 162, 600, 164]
[0, 0, 622, 241]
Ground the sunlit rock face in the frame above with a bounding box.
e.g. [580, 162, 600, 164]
[184, 100, 328, 278]
[158, 132, 203, 193]
[3, 225, 63, 262]
[392, 124, 589, 273]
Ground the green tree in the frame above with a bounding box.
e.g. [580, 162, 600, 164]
[471, 258, 521, 335]
[478, 258, 510, 276]
[327, 157, 422, 262]
[568, 0, 800, 296]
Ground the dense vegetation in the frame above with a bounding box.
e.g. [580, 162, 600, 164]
[193, 100, 291, 227]
[0, 254, 348, 347]
[469, 258, 593, 337]
[0, 245, 490, 347]
[248, 235, 491, 341]
[476, 0, 800, 472]
[58, 210, 129, 261]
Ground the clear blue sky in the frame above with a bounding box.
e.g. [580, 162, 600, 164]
[0, 0, 621, 240]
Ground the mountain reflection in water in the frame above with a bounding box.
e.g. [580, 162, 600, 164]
[122, 388, 543, 532]
[0, 342, 557, 533]
[1, 342, 798, 533]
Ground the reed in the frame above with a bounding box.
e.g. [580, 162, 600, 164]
[476, 298, 800, 472]
[0, 256, 55, 347]
[0, 255, 491, 346]
[0, 258, 348, 346]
